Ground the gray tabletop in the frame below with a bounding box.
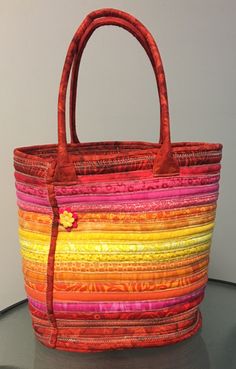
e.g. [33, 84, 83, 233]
[0, 280, 235, 369]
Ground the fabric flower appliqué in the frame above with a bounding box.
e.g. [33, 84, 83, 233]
[59, 208, 78, 232]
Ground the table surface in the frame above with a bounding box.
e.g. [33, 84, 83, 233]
[0, 280, 235, 369]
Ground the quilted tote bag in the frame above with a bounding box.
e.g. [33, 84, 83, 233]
[14, 8, 222, 352]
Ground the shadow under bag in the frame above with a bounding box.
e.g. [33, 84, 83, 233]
[14, 8, 222, 352]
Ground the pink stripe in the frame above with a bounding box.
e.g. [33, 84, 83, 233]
[29, 288, 204, 313]
[55, 174, 220, 196]
[16, 191, 49, 206]
[56, 184, 219, 205]
[60, 194, 218, 213]
[16, 182, 48, 197]
[17, 193, 218, 214]
[17, 200, 52, 214]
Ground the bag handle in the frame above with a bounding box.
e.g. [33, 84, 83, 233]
[69, 16, 157, 144]
[57, 8, 179, 180]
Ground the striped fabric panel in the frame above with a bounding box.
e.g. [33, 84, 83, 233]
[15, 161, 220, 351]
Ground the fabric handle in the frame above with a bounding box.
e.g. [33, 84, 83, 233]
[57, 8, 179, 179]
[69, 17, 160, 144]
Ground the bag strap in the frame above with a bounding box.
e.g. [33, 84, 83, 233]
[69, 16, 157, 144]
[57, 8, 179, 179]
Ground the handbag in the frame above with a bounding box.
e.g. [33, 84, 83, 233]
[14, 8, 222, 352]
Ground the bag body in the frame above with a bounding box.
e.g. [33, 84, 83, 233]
[14, 8, 222, 352]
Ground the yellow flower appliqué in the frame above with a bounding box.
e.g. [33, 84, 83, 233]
[59, 208, 78, 231]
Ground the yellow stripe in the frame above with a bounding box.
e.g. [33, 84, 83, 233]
[19, 233, 212, 254]
[21, 243, 211, 263]
[19, 222, 214, 243]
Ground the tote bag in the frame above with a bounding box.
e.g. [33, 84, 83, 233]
[14, 8, 222, 352]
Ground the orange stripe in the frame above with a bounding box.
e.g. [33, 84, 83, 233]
[25, 275, 208, 302]
[25, 270, 207, 293]
[19, 214, 215, 233]
[18, 204, 216, 223]
[22, 252, 209, 274]
[23, 258, 209, 282]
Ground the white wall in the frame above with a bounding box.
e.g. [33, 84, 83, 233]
[0, 0, 235, 310]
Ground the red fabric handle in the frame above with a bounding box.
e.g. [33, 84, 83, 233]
[57, 8, 179, 177]
[69, 18, 158, 144]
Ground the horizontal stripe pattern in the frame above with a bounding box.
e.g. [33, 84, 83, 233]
[14, 147, 222, 351]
